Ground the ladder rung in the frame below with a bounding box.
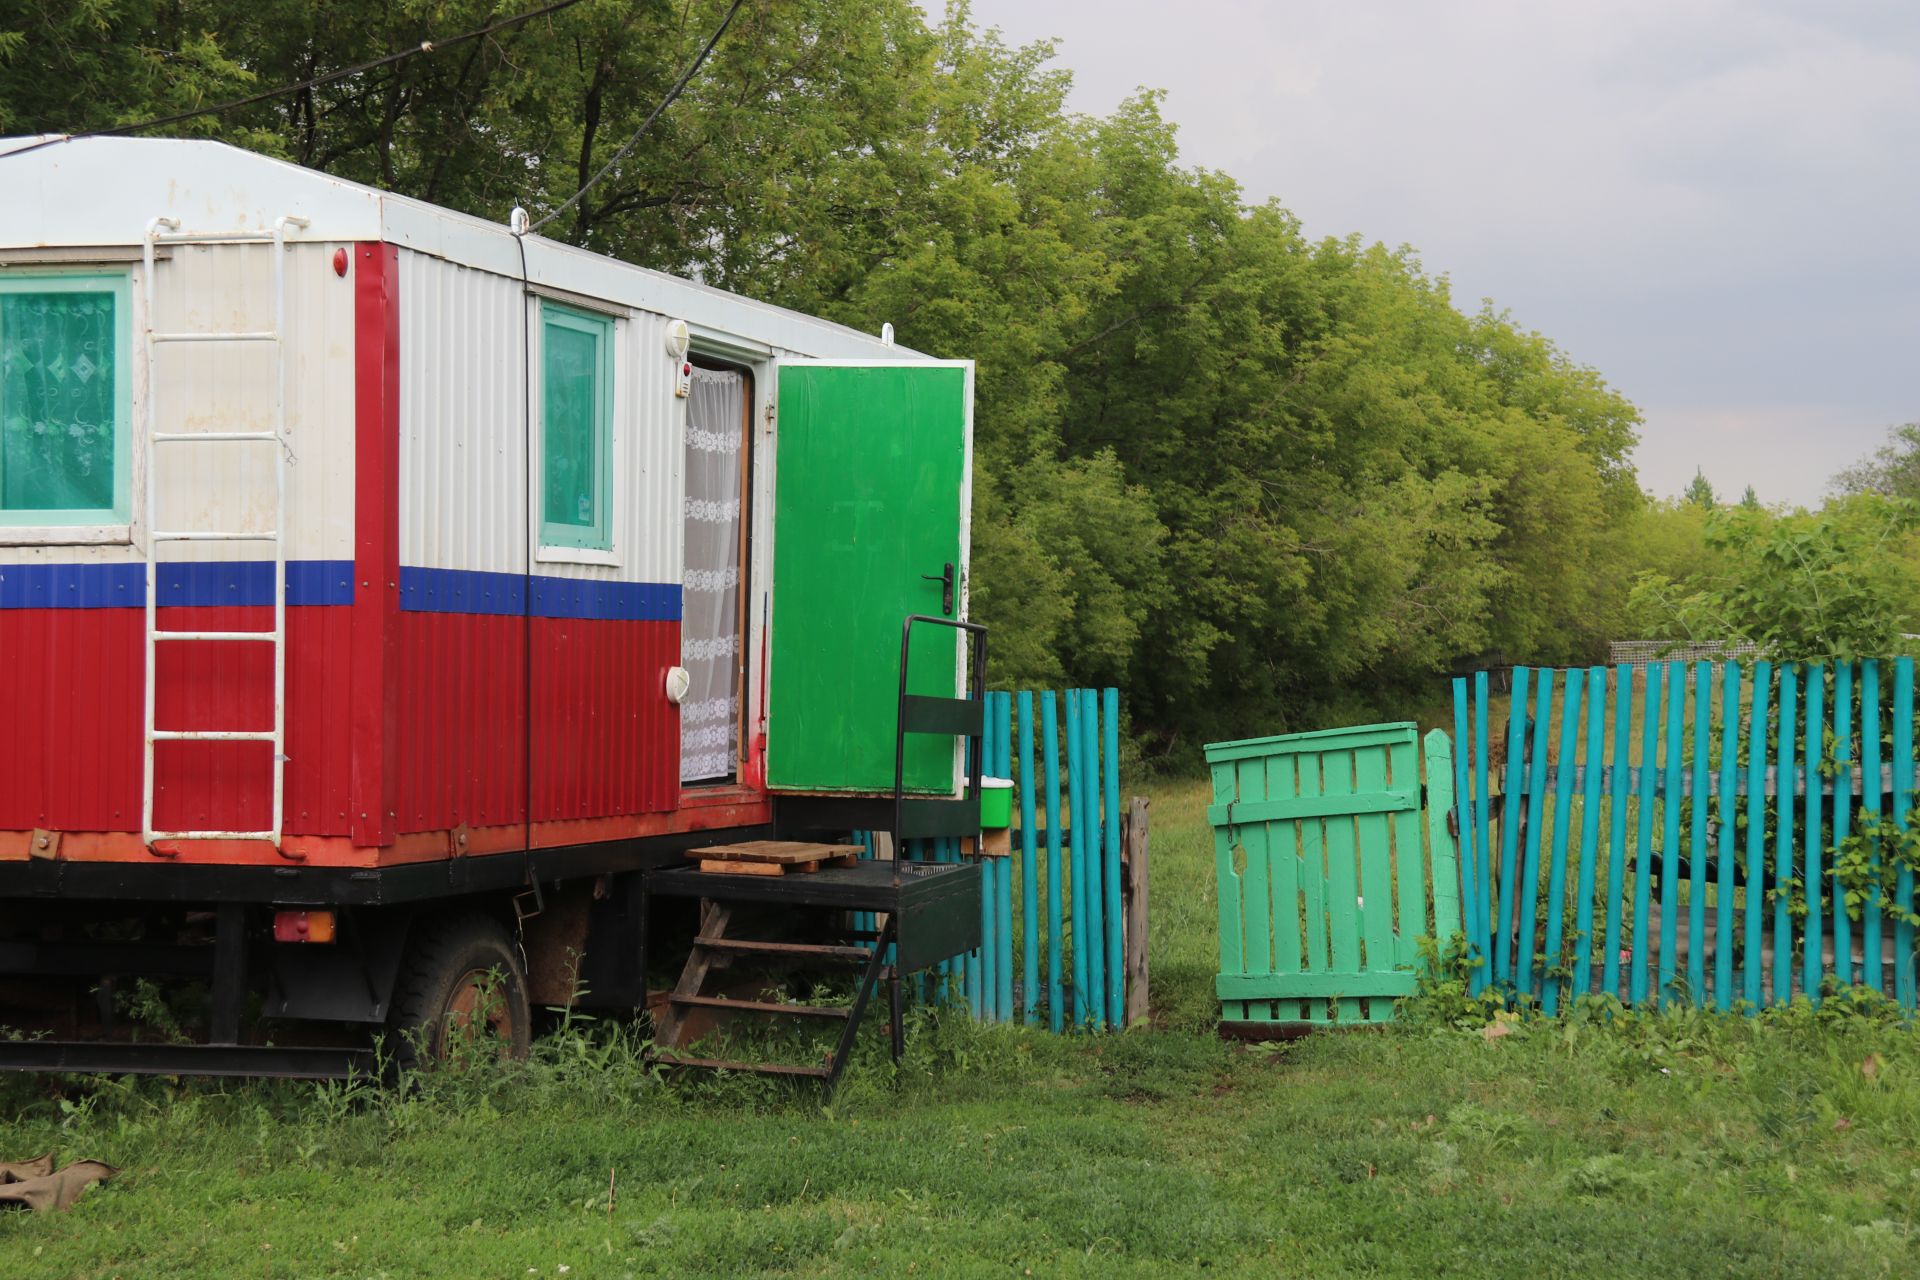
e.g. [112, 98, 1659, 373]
[693, 936, 874, 962]
[152, 531, 279, 542]
[148, 831, 277, 842]
[647, 1054, 832, 1079]
[152, 431, 281, 443]
[152, 730, 275, 742]
[150, 331, 278, 343]
[665, 995, 850, 1019]
[154, 631, 278, 643]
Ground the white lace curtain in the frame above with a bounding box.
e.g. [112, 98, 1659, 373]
[682, 368, 745, 782]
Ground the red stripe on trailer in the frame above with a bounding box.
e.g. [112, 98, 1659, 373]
[351, 242, 401, 849]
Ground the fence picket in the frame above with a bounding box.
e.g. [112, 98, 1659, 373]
[1083, 692, 1107, 1030]
[1744, 663, 1772, 1009]
[1803, 669, 1825, 1004]
[1862, 661, 1883, 994]
[1715, 663, 1741, 1010]
[1354, 741, 1400, 1022]
[1894, 659, 1914, 1009]
[1321, 747, 1366, 1021]
[1472, 672, 1494, 990]
[1018, 692, 1038, 1025]
[1541, 669, 1583, 1015]
[1298, 740, 1333, 1023]
[1042, 692, 1065, 1031]
[1426, 730, 1463, 947]
[1604, 666, 1634, 1001]
[1496, 667, 1531, 990]
[1772, 667, 1799, 1006]
[1451, 680, 1480, 970]
[1660, 662, 1687, 1006]
[1517, 669, 1556, 1001]
[1631, 663, 1664, 1007]
[1103, 688, 1125, 1026]
[1572, 666, 1607, 1002]
[1832, 665, 1854, 989]
[1689, 662, 1712, 1004]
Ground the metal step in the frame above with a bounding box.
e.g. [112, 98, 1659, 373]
[648, 1054, 832, 1079]
[693, 936, 873, 962]
[665, 994, 850, 1019]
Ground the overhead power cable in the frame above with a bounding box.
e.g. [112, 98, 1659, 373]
[0, 0, 589, 160]
[524, 0, 746, 235]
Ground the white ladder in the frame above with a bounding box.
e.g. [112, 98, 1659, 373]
[140, 214, 309, 847]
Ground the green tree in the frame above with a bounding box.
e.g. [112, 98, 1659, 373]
[1684, 468, 1716, 509]
[1833, 422, 1920, 500]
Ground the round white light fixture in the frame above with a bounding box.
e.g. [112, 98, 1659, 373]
[664, 665, 692, 705]
[664, 319, 690, 361]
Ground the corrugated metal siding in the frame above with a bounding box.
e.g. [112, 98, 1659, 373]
[0, 604, 352, 834]
[395, 611, 526, 831]
[0, 239, 359, 837]
[393, 250, 682, 832]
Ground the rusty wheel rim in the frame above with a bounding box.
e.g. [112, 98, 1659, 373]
[440, 968, 515, 1057]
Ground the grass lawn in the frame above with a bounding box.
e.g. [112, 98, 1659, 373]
[7, 778, 1920, 1278]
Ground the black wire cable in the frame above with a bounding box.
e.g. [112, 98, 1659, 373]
[0, 0, 589, 160]
[524, 0, 746, 236]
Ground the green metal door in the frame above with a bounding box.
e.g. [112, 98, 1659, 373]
[767, 360, 972, 793]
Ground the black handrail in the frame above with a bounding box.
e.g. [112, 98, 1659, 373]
[892, 614, 989, 885]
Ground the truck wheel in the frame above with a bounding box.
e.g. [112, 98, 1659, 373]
[389, 913, 531, 1068]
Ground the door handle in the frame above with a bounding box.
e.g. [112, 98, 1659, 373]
[921, 562, 954, 616]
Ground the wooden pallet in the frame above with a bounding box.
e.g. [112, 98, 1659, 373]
[685, 839, 863, 877]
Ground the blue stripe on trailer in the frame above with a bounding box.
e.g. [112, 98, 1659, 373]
[0, 559, 354, 608]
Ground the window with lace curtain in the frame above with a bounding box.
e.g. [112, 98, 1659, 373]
[0, 271, 132, 528]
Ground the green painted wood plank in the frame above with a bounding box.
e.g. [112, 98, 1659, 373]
[1426, 728, 1463, 952]
[1266, 743, 1306, 1026]
[1893, 659, 1914, 1009]
[1689, 662, 1712, 1005]
[1353, 745, 1400, 1022]
[1773, 666, 1798, 1007]
[1451, 681, 1481, 966]
[1297, 746, 1332, 1024]
[1862, 661, 1883, 995]
[1744, 663, 1773, 1010]
[1321, 748, 1365, 1022]
[1604, 665, 1634, 1002]
[1631, 662, 1664, 1007]
[1804, 668, 1825, 1005]
[1715, 663, 1742, 1011]
[1541, 669, 1584, 1015]
[1234, 751, 1273, 1001]
[1832, 665, 1854, 989]
[1572, 667, 1608, 1004]
[1206, 791, 1417, 825]
[1660, 662, 1687, 1007]
[1494, 667, 1531, 990]
[1204, 723, 1420, 763]
[1017, 691, 1039, 1026]
[1392, 737, 1428, 973]
[1516, 669, 1556, 1001]
[1217, 970, 1418, 1000]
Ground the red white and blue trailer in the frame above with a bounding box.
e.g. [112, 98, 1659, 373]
[0, 137, 988, 1081]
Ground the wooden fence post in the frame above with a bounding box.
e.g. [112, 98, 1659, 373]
[1123, 795, 1151, 1026]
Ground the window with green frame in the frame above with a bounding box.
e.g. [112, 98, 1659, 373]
[0, 271, 133, 527]
[541, 301, 613, 551]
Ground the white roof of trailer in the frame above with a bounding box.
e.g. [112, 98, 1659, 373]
[0, 135, 917, 361]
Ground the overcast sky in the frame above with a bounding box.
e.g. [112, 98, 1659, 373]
[945, 0, 1919, 506]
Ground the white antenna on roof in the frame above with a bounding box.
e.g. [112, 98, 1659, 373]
[509, 206, 529, 236]
[880, 322, 895, 347]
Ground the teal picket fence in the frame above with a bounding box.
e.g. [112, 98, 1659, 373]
[856, 688, 1143, 1031]
[1452, 660, 1920, 1012]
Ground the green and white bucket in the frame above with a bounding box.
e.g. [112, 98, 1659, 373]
[979, 776, 1014, 829]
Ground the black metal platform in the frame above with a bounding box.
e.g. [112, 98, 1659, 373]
[643, 858, 981, 974]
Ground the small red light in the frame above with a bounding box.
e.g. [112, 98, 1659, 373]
[682, 362, 692, 376]
[332, 248, 349, 277]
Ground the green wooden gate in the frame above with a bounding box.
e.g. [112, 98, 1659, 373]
[1207, 723, 1460, 1027]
